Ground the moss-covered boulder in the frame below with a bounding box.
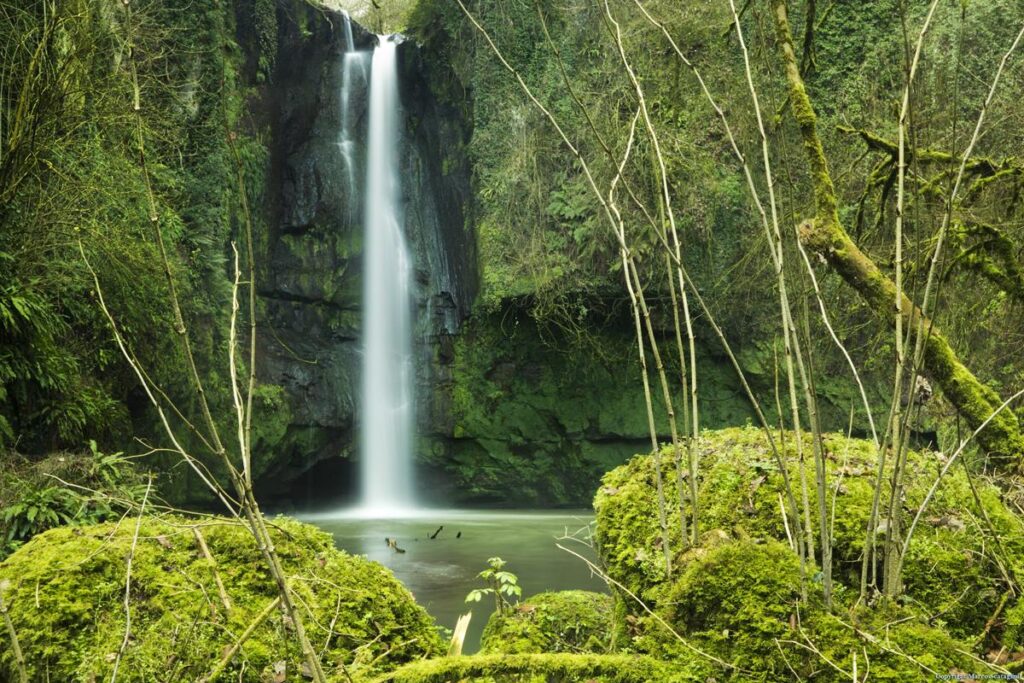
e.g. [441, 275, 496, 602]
[480, 590, 614, 655]
[594, 427, 1024, 679]
[638, 538, 977, 680]
[596, 427, 1024, 636]
[0, 515, 442, 682]
[660, 540, 802, 662]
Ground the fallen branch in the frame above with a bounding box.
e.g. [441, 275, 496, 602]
[838, 125, 1016, 180]
[0, 579, 28, 683]
[193, 526, 232, 615]
[111, 476, 152, 683]
[770, 0, 1024, 469]
[199, 595, 281, 683]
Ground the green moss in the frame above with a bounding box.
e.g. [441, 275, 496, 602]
[372, 653, 694, 683]
[480, 591, 614, 655]
[439, 310, 760, 505]
[1005, 600, 1024, 651]
[249, 383, 293, 478]
[662, 540, 802, 662]
[636, 538, 981, 681]
[0, 515, 442, 681]
[595, 427, 1024, 650]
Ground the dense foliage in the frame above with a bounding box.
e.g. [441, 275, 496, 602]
[0, 440, 147, 558]
[408, 0, 1024, 450]
[0, 0, 275, 493]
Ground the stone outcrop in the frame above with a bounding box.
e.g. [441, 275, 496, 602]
[253, 2, 476, 503]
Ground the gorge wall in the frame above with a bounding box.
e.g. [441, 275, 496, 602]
[246, 1, 874, 508]
[252, 3, 477, 505]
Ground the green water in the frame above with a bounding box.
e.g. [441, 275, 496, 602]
[307, 510, 604, 653]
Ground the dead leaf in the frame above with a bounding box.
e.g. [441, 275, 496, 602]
[926, 515, 966, 532]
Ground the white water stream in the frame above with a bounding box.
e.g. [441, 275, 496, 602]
[338, 12, 367, 208]
[357, 35, 415, 515]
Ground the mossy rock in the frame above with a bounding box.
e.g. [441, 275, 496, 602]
[639, 538, 978, 680]
[664, 540, 802, 654]
[480, 591, 614, 655]
[595, 427, 1024, 640]
[0, 515, 442, 682]
[594, 427, 1024, 678]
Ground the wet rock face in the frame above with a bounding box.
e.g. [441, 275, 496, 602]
[254, 3, 476, 502]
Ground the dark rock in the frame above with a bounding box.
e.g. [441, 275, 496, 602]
[252, 2, 476, 502]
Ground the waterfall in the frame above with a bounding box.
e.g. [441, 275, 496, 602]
[341, 10, 354, 52]
[359, 35, 415, 514]
[338, 11, 366, 209]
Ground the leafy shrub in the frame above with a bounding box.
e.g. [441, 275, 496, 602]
[0, 441, 146, 557]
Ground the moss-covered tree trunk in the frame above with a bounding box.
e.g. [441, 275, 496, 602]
[769, 0, 1024, 468]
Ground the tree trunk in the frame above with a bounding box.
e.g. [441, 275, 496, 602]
[770, 0, 1024, 469]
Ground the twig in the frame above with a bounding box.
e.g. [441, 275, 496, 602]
[774, 637, 803, 681]
[728, 0, 827, 602]
[110, 476, 152, 683]
[777, 637, 849, 678]
[779, 492, 795, 552]
[193, 526, 232, 615]
[228, 242, 248, 483]
[975, 592, 1010, 647]
[604, 0, 699, 545]
[0, 579, 28, 683]
[198, 595, 281, 683]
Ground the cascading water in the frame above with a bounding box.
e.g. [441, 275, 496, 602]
[341, 9, 354, 52]
[358, 35, 415, 514]
[338, 12, 367, 206]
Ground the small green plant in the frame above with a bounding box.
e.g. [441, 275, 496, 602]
[465, 556, 522, 616]
[0, 441, 146, 557]
[1, 485, 77, 552]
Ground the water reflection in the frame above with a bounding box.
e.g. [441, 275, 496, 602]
[309, 510, 604, 652]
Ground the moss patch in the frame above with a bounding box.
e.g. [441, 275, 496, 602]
[0, 515, 442, 681]
[372, 653, 693, 683]
[480, 590, 614, 655]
